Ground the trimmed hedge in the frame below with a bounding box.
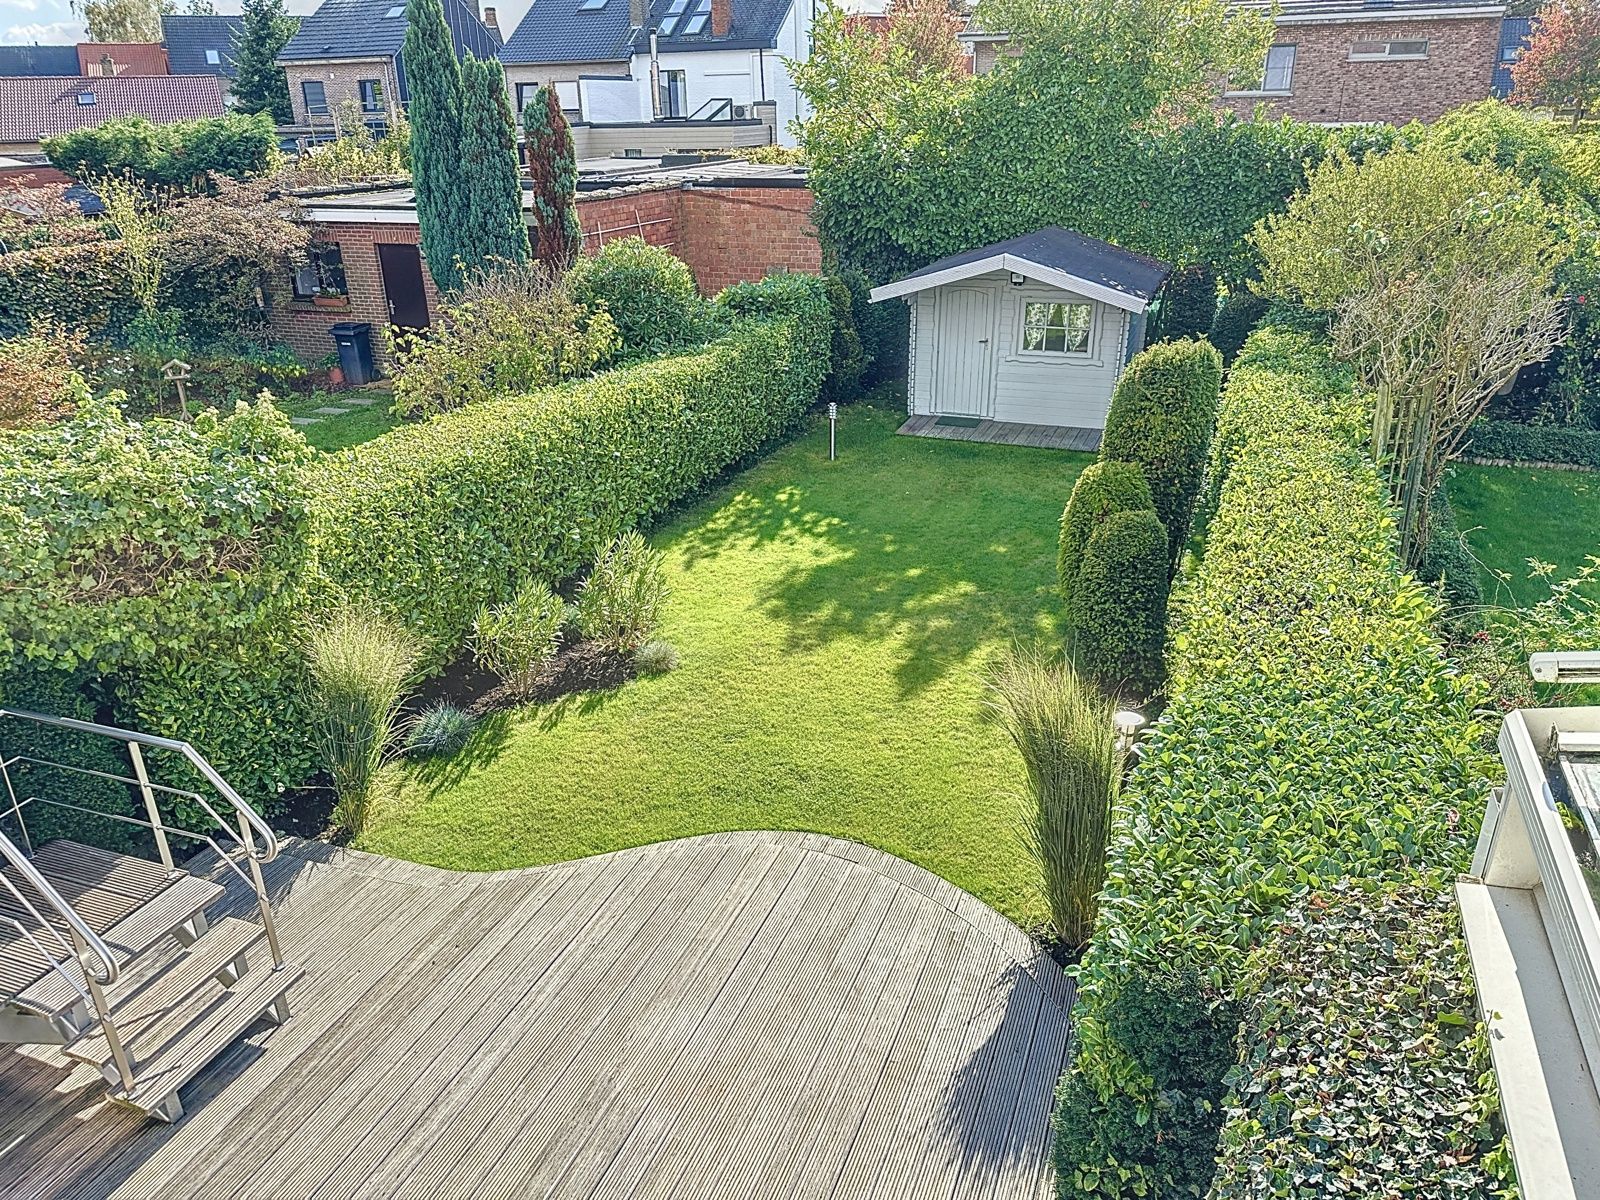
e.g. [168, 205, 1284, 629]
[1099, 338, 1223, 568]
[1206, 292, 1270, 367]
[1462, 418, 1600, 469]
[42, 113, 280, 189]
[1054, 326, 1494, 1200]
[567, 236, 718, 359]
[1151, 264, 1218, 342]
[1068, 508, 1169, 698]
[1057, 461, 1155, 604]
[0, 241, 138, 338]
[1212, 881, 1505, 1200]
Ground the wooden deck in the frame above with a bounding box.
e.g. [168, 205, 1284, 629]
[0, 832, 1073, 1199]
[898, 414, 1102, 452]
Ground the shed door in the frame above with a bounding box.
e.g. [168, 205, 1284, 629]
[933, 286, 995, 417]
[376, 242, 430, 330]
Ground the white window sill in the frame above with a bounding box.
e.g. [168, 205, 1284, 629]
[1349, 55, 1429, 62]
[1223, 89, 1292, 98]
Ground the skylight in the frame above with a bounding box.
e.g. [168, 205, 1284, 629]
[579, 0, 607, 9]
[385, 5, 405, 16]
[658, 0, 710, 36]
[76, 90, 96, 106]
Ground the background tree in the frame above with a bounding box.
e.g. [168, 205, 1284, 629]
[233, 0, 299, 125]
[459, 55, 529, 275]
[1254, 143, 1569, 562]
[1512, 0, 1600, 127]
[523, 85, 581, 268]
[79, 0, 164, 41]
[876, 0, 966, 80]
[187, 0, 216, 13]
[404, 0, 470, 292]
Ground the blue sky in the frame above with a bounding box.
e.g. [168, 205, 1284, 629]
[0, 0, 534, 46]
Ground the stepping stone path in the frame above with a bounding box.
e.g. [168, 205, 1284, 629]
[289, 388, 389, 432]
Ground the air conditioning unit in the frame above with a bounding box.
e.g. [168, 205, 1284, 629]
[732, 104, 749, 119]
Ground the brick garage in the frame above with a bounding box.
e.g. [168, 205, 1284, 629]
[269, 178, 820, 369]
[1217, 10, 1501, 125]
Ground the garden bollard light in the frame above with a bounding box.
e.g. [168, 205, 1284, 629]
[828, 402, 838, 461]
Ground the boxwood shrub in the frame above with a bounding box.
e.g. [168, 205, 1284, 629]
[1099, 338, 1223, 568]
[1068, 507, 1169, 699]
[1211, 880, 1508, 1200]
[1057, 461, 1155, 604]
[1462, 418, 1600, 470]
[1053, 326, 1494, 1200]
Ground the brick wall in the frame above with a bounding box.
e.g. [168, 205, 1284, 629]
[269, 182, 819, 367]
[282, 58, 402, 127]
[1216, 15, 1499, 125]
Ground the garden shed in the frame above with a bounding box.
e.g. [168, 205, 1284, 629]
[871, 227, 1170, 432]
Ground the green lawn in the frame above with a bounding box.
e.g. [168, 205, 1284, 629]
[1449, 462, 1600, 605]
[277, 389, 403, 452]
[360, 403, 1091, 927]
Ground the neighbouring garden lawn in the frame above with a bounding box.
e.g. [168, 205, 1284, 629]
[276, 389, 404, 452]
[1449, 462, 1600, 604]
[359, 402, 1090, 927]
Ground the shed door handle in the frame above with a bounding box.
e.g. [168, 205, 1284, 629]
[978, 338, 989, 344]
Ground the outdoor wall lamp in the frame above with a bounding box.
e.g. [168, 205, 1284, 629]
[1009, 272, 1025, 286]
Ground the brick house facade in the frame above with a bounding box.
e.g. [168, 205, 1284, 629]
[1217, 1, 1503, 125]
[268, 177, 820, 369]
[281, 57, 403, 128]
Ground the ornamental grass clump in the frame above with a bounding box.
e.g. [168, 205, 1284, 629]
[577, 531, 669, 653]
[986, 646, 1123, 954]
[301, 608, 421, 835]
[473, 577, 564, 699]
[404, 701, 478, 757]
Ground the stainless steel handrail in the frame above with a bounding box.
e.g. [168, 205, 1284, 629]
[0, 829, 118, 986]
[0, 709, 280, 865]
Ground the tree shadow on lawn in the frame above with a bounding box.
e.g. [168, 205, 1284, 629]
[406, 709, 514, 795]
[671, 471, 1071, 698]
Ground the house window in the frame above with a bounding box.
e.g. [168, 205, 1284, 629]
[205, 48, 221, 65]
[1350, 39, 1429, 60]
[359, 78, 384, 113]
[659, 69, 687, 118]
[659, 0, 711, 36]
[1261, 43, 1296, 91]
[293, 243, 348, 299]
[1021, 301, 1092, 354]
[302, 79, 329, 117]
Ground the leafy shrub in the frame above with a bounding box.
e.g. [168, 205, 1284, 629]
[43, 113, 282, 190]
[1057, 461, 1155, 604]
[1099, 338, 1223, 568]
[404, 701, 478, 757]
[300, 608, 420, 834]
[473, 578, 564, 699]
[311, 302, 828, 659]
[390, 263, 619, 418]
[567, 237, 717, 358]
[1054, 326, 1494, 1200]
[577, 531, 668, 653]
[1417, 484, 1483, 612]
[0, 241, 137, 338]
[1067, 508, 1169, 699]
[0, 323, 85, 428]
[985, 647, 1121, 951]
[1151, 263, 1217, 341]
[1212, 881, 1506, 1200]
[1206, 291, 1269, 366]
[633, 639, 679, 675]
[822, 274, 866, 399]
[1464, 418, 1600, 468]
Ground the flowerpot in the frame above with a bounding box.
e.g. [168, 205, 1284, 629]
[313, 295, 347, 309]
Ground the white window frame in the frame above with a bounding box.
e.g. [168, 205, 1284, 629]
[1349, 39, 1429, 61]
[1017, 298, 1095, 357]
[205, 48, 221, 65]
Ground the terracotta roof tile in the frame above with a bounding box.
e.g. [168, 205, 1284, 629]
[0, 75, 226, 145]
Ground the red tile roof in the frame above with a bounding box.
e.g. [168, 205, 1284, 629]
[76, 43, 171, 76]
[0, 75, 225, 145]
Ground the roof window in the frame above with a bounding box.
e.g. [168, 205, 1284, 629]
[76, 89, 96, 105]
[385, 5, 405, 16]
[659, 0, 710, 36]
[579, 0, 607, 9]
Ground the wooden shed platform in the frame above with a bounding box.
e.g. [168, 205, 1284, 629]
[898, 414, 1101, 452]
[0, 831, 1073, 1199]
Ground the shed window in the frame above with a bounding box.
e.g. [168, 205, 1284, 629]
[1021, 301, 1092, 354]
[293, 243, 348, 299]
[1350, 39, 1429, 60]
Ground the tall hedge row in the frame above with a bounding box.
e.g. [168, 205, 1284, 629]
[1053, 327, 1494, 1200]
[5, 277, 832, 811]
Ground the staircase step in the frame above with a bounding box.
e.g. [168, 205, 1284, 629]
[101, 916, 265, 1015]
[66, 960, 302, 1119]
[12, 874, 226, 1018]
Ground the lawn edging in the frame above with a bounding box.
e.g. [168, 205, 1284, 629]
[1460, 418, 1600, 472]
[1051, 325, 1496, 1200]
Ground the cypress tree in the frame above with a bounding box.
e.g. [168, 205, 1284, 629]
[233, 0, 298, 125]
[523, 85, 581, 269]
[403, 0, 468, 293]
[459, 54, 530, 275]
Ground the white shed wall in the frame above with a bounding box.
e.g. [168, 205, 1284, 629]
[906, 271, 1130, 430]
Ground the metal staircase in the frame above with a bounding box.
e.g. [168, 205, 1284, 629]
[0, 707, 299, 1123]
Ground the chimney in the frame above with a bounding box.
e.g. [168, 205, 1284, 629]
[629, 0, 648, 26]
[711, 0, 730, 36]
[481, 4, 500, 37]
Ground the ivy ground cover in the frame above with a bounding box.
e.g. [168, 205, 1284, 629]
[358, 403, 1090, 925]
